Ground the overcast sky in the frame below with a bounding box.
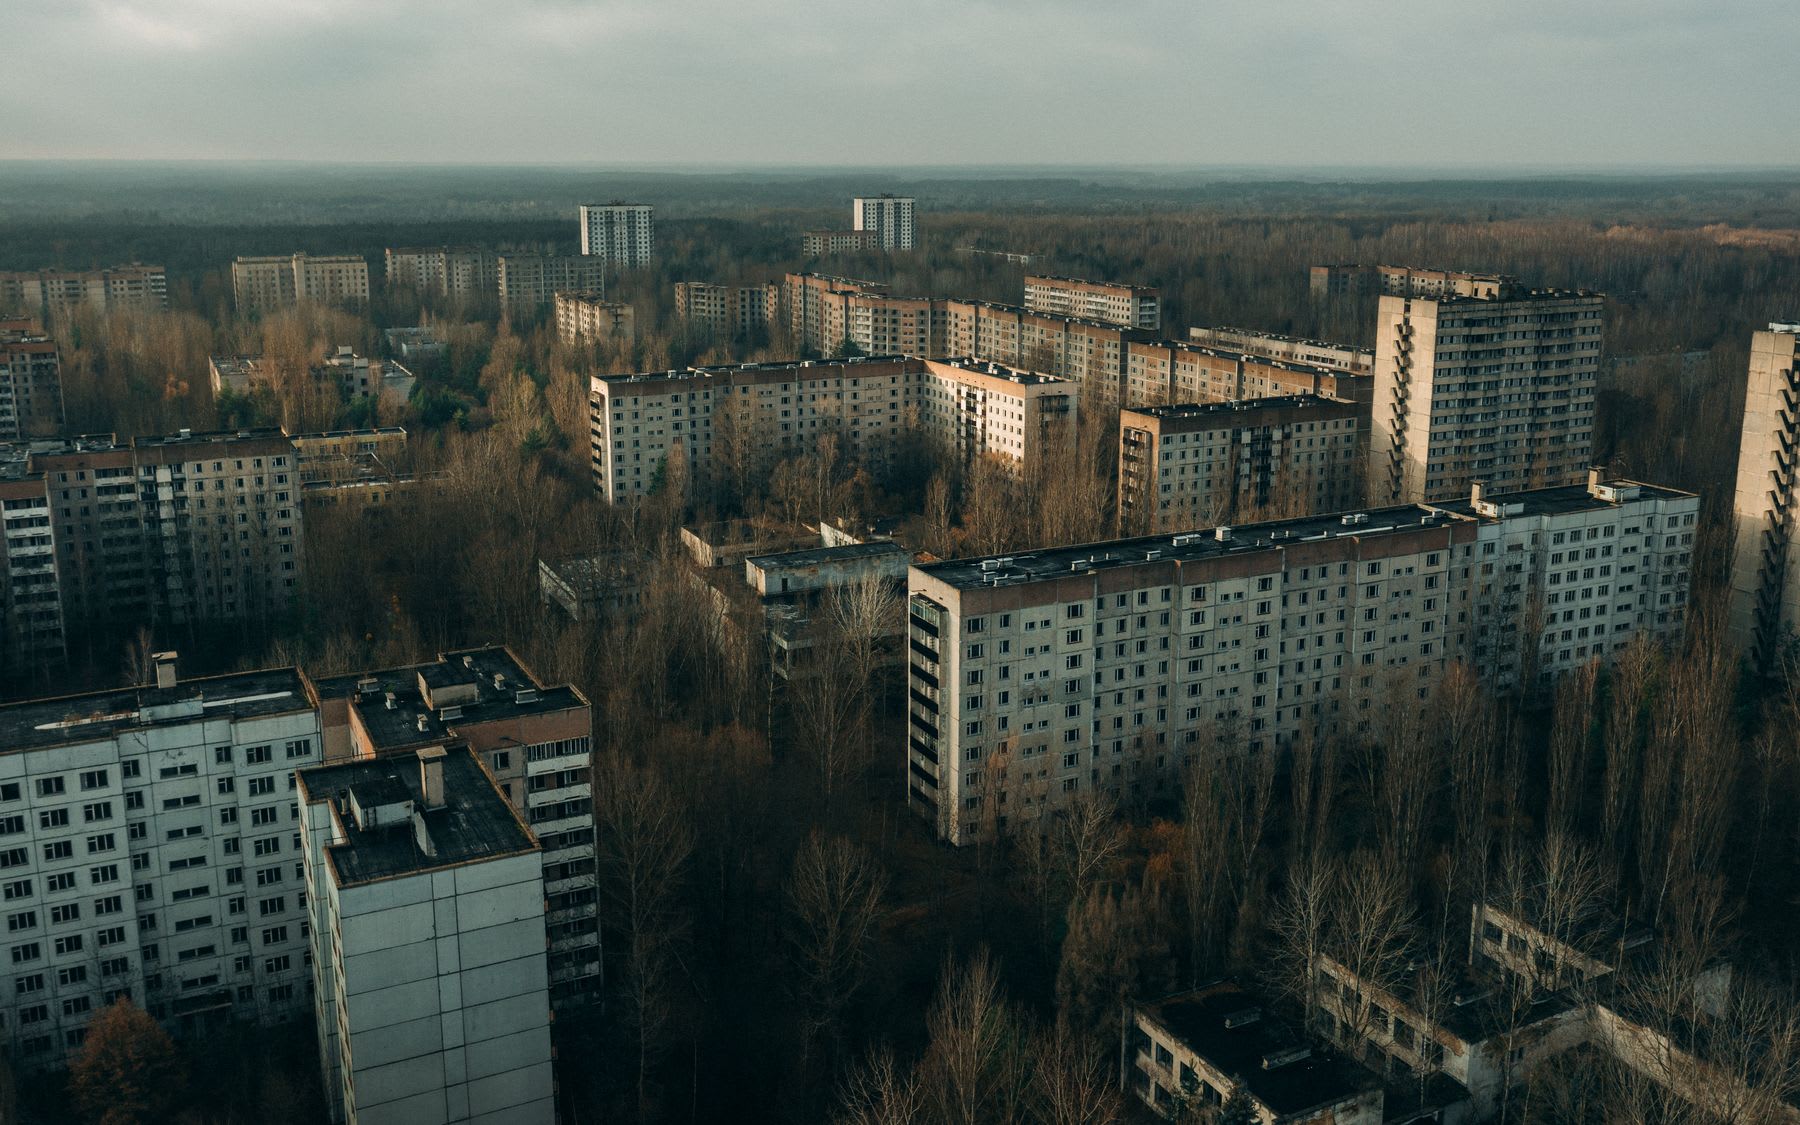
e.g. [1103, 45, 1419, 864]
[6, 0, 1796, 167]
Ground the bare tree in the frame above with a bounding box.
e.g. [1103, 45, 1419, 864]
[1264, 852, 1333, 1032]
[786, 831, 889, 1067]
[1322, 850, 1416, 1050]
[1030, 1018, 1123, 1125]
[920, 950, 1032, 1125]
[593, 753, 695, 1122]
[1545, 660, 1598, 840]
[835, 1047, 922, 1125]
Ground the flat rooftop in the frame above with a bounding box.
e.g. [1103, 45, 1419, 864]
[747, 541, 910, 571]
[1026, 274, 1160, 294]
[1433, 480, 1693, 519]
[301, 747, 535, 886]
[1145, 983, 1377, 1117]
[598, 355, 919, 387]
[1123, 394, 1357, 422]
[310, 647, 586, 752]
[918, 505, 1457, 592]
[918, 479, 1686, 592]
[0, 668, 311, 754]
[932, 357, 1063, 385]
[1189, 325, 1372, 355]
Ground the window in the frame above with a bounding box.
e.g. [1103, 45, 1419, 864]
[14, 974, 43, 995]
[82, 802, 112, 823]
[10, 943, 40, 964]
[86, 834, 115, 854]
[49, 904, 78, 925]
[244, 746, 272, 765]
[36, 778, 64, 798]
[283, 740, 311, 760]
[54, 935, 83, 955]
[38, 809, 68, 830]
[258, 897, 286, 917]
[261, 926, 288, 944]
[42, 841, 72, 862]
[3, 880, 30, 901]
[248, 777, 274, 797]
[79, 770, 109, 791]
[91, 864, 118, 884]
[250, 808, 277, 826]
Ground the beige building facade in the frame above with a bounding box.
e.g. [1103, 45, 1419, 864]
[1727, 323, 1800, 670]
[553, 293, 635, 349]
[1369, 287, 1602, 504]
[0, 266, 168, 320]
[232, 255, 370, 312]
[1118, 397, 1363, 533]
[1024, 275, 1161, 330]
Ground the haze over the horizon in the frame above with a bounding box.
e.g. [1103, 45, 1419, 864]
[6, 0, 1797, 168]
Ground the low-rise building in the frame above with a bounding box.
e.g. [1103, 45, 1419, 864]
[306, 648, 599, 1010]
[321, 347, 416, 404]
[0, 320, 64, 440]
[1023, 275, 1161, 330]
[1128, 982, 1384, 1124]
[0, 266, 168, 320]
[744, 541, 910, 678]
[907, 474, 1695, 844]
[207, 355, 265, 397]
[382, 327, 446, 363]
[1118, 396, 1363, 533]
[537, 554, 645, 622]
[553, 292, 635, 349]
[299, 746, 555, 1125]
[0, 656, 321, 1068]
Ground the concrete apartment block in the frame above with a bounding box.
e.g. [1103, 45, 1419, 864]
[0, 320, 64, 440]
[906, 475, 1694, 844]
[553, 292, 635, 349]
[1118, 396, 1363, 533]
[1728, 324, 1800, 670]
[589, 356, 1076, 503]
[1024, 275, 1161, 331]
[232, 254, 370, 312]
[301, 747, 554, 1125]
[851, 195, 915, 251]
[578, 203, 654, 266]
[1186, 326, 1373, 375]
[1369, 286, 1602, 504]
[0, 657, 320, 1068]
[0, 266, 168, 320]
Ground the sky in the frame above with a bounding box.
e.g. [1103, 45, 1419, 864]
[6, 0, 1798, 168]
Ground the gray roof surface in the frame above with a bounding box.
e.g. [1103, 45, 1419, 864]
[302, 747, 535, 886]
[0, 669, 311, 754]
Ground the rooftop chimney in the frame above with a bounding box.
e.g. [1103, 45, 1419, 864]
[1587, 466, 1603, 493]
[151, 651, 178, 690]
[1470, 481, 1486, 505]
[417, 746, 447, 811]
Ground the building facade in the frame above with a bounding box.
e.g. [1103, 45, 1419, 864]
[577, 203, 654, 266]
[0, 452, 66, 675]
[0, 267, 168, 320]
[382, 248, 500, 301]
[801, 231, 883, 256]
[1118, 397, 1363, 533]
[306, 648, 599, 1011]
[1186, 326, 1374, 375]
[1368, 286, 1602, 504]
[553, 293, 635, 349]
[0, 657, 321, 1069]
[232, 255, 370, 312]
[0, 320, 65, 440]
[495, 255, 608, 315]
[906, 474, 1695, 844]
[1310, 264, 1517, 301]
[851, 195, 915, 251]
[299, 747, 555, 1125]
[28, 430, 303, 632]
[589, 356, 1076, 503]
[1023, 275, 1161, 330]
[673, 282, 778, 340]
[1726, 323, 1800, 670]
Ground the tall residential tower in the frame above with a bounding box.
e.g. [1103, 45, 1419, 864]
[1727, 322, 1800, 670]
[577, 203, 654, 266]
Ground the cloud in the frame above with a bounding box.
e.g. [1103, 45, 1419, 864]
[2, 0, 1795, 165]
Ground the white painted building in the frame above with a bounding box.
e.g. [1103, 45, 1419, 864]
[0, 655, 319, 1068]
[577, 203, 654, 266]
[851, 196, 915, 251]
[300, 746, 555, 1125]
